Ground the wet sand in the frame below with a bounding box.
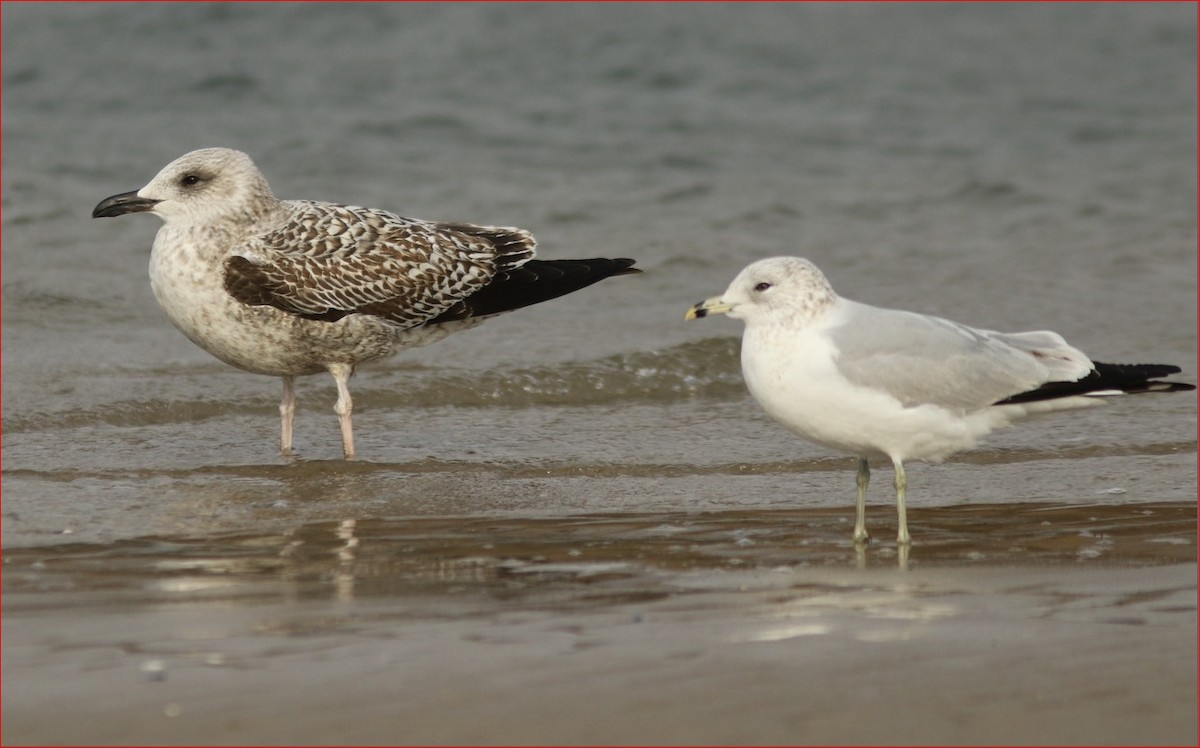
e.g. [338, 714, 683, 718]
[4, 503, 1196, 746]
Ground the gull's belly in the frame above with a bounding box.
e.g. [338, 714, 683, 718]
[148, 239, 397, 377]
[740, 329, 978, 461]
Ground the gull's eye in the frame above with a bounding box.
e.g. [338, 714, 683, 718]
[180, 174, 202, 187]
[754, 282, 772, 292]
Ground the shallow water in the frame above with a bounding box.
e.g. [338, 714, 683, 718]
[2, 3, 1197, 745]
[7, 503, 1197, 594]
[4, 506, 1197, 745]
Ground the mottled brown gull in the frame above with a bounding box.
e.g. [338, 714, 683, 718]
[92, 147, 639, 459]
[687, 256, 1194, 546]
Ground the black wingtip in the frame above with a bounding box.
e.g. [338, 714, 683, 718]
[1143, 381, 1197, 394]
[429, 257, 640, 323]
[608, 258, 642, 276]
[995, 361, 1196, 405]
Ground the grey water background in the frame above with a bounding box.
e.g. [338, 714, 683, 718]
[3, 4, 1198, 745]
[4, 3, 1194, 543]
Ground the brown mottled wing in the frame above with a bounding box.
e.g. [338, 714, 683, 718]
[223, 200, 536, 327]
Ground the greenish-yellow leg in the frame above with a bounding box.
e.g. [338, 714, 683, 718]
[893, 459, 911, 546]
[853, 457, 870, 544]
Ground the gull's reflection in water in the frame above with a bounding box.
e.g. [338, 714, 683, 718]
[274, 466, 369, 603]
[274, 516, 363, 603]
[335, 518, 359, 602]
[854, 542, 910, 571]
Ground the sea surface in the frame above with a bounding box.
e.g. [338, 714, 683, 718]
[2, 4, 1196, 745]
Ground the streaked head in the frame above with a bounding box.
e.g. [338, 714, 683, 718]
[92, 148, 275, 225]
[686, 256, 838, 326]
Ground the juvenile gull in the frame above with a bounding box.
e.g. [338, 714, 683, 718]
[93, 147, 639, 459]
[686, 256, 1194, 546]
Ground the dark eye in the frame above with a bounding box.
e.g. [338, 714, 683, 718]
[180, 174, 202, 187]
[754, 282, 772, 292]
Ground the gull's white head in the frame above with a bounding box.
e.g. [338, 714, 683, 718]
[92, 147, 276, 225]
[686, 256, 838, 327]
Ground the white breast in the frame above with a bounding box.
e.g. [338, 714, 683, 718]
[739, 322, 988, 463]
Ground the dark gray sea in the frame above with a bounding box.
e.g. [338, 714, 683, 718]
[3, 4, 1196, 745]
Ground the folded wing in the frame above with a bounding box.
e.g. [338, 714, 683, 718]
[223, 201, 537, 327]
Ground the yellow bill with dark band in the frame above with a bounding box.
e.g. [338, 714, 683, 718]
[685, 296, 733, 320]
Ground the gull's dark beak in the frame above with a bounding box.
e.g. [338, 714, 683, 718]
[92, 190, 160, 218]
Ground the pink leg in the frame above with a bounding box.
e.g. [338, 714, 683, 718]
[329, 363, 356, 460]
[280, 375, 296, 456]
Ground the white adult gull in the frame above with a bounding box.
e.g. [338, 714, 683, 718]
[686, 256, 1193, 546]
[93, 147, 639, 459]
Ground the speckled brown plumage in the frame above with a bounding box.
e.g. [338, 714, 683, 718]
[92, 147, 640, 459]
[222, 205, 636, 326]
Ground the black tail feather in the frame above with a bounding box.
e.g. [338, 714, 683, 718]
[994, 362, 1196, 405]
[429, 258, 639, 323]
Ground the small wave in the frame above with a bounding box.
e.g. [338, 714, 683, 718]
[946, 177, 1044, 208]
[190, 73, 259, 96]
[5, 398, 251, 433]
[6, 338, 745, 432]
[367, 336, 744, 408]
